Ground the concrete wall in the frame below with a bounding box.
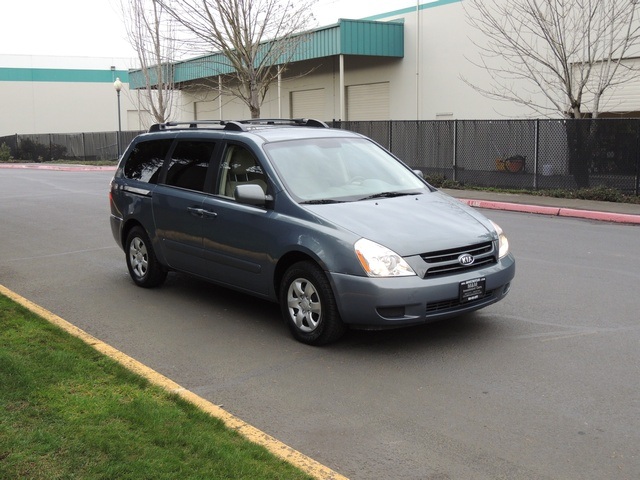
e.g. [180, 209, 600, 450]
[0, 55, 151, 136]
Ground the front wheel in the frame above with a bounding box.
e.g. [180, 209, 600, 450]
[280, 261, 346, 345]
[125, 226, 167, 288]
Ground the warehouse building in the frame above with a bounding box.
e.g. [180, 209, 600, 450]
[2, 0, 639, 137]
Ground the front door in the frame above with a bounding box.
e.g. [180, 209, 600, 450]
[199, 144, 273, 296]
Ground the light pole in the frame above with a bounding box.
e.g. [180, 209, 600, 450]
[113, 77, 123, 159]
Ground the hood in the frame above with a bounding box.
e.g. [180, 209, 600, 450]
[303, 191, 495, 256]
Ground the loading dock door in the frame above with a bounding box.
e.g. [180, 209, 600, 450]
[346, 82, 389, 120]
[290, 88, 326, 120]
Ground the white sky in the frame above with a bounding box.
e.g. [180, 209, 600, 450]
[0, 0, 418, 59]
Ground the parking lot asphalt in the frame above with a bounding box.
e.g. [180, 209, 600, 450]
[1, 163, 638, 224]
[2, 163, 639, 478]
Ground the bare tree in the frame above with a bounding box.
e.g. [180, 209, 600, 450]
[123, 0, 178, 126]
[463, 0, 640, 187]
[462, 0, 640, 119]
[159, 0, 317, 118]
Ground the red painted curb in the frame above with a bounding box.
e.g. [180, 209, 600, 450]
[461, 199, 560, 216]
[459, 198, 640, 225]
[558, 208, 640, 224]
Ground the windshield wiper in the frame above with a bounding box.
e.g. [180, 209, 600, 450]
[358, 191, 419, 201]
[299, 199, 345, 205]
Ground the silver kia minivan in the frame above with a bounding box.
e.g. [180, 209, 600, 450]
[109, 119, 515, 345]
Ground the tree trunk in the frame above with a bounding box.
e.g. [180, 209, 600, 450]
[566, 119, 591, 189]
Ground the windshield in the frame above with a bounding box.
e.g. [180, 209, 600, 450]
[264, 137, 428, 203]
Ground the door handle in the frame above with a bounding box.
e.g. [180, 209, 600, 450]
[187, 207, 205, 217]
[187, 207, 217, 219]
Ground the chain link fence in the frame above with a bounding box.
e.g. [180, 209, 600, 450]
[2, 119, 639, 195]
[333, 119, 640, 195]
[0, 131, 143, 163]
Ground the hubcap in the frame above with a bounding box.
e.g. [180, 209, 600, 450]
[287, 278, 321, 333]
[129, 237, 148, 278]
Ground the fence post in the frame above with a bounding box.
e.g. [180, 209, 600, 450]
[636, 121, 640, 196]
[452, 120, 457, 182]
[533, 119, 539, 190]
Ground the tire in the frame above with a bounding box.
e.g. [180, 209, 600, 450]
[280, 261, 346, 345]
[125, 226, 167, 288]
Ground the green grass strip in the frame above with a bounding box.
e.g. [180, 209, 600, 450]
[0, 293, 313, 479]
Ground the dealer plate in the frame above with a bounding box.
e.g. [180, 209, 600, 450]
[459, 277, 486, 303]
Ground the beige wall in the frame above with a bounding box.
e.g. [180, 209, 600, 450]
[4, 0, 640, 136]
[0, 81, 129, 135]
[175, 2, 537, 122]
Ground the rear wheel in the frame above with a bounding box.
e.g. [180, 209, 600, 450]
[125, 226, 167, 288]
[280, 261, 346, 345]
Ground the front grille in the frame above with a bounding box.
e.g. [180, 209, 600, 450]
[420, 241, 496, 277]
[426, 289, 495, 314]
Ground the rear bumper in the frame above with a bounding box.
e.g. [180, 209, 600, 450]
[329, 254, 515, 328]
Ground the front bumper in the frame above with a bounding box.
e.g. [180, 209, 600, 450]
[329, 253, 515, 328]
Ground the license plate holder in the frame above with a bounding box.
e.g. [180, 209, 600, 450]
[459, 277, 486, 303]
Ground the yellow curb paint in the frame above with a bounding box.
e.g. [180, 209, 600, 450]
[0, 284, 348, 480]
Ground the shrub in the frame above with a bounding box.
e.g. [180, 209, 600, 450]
[575, 185, 626, 203]
[0, 142, 12, 162]
[16, 138, 67, 162]
[424, 173, 463, 189]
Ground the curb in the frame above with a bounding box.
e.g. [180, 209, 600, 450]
[459, 198, 640, 225]
[0, 284, 347, 480]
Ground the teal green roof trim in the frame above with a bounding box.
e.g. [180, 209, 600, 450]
[364, 0, 462, 21]
[129, 19, 403, 89]
[0, 68, 129, 83]
[288, 19, 404, 60]
[339, 19, 404, 56]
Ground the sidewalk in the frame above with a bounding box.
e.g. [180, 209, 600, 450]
[442, 188, 640, 225]
[1, 162, 639, 224]
[0, 163, 117, 172]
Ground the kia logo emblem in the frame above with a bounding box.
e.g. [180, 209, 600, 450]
[458, 253, 475, 266]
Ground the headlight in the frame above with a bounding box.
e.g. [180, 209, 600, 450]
[354, 238, 416, 277]
[490, 221, 510, 258]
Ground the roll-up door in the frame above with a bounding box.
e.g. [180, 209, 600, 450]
[346, 82, 389, 120]
[290, 88, 325, 119]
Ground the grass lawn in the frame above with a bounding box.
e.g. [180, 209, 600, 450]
[0, 293, 314, 479]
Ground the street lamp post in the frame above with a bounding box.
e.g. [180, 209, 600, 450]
[113, 77, 123, 159]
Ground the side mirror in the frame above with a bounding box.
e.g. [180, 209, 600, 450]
[413, 169, 424, 179]
[234, 184, 270, 206]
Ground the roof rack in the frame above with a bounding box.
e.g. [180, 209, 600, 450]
[148, 118, 329, 133]
[148, 120, 228, 132]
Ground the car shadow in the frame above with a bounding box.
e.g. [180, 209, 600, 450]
[160, 272, 503, 352]
[339, 312, 501, 351]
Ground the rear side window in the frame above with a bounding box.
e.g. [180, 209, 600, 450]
[164, 141, 216, 192]
[123, 139, 172, 183]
